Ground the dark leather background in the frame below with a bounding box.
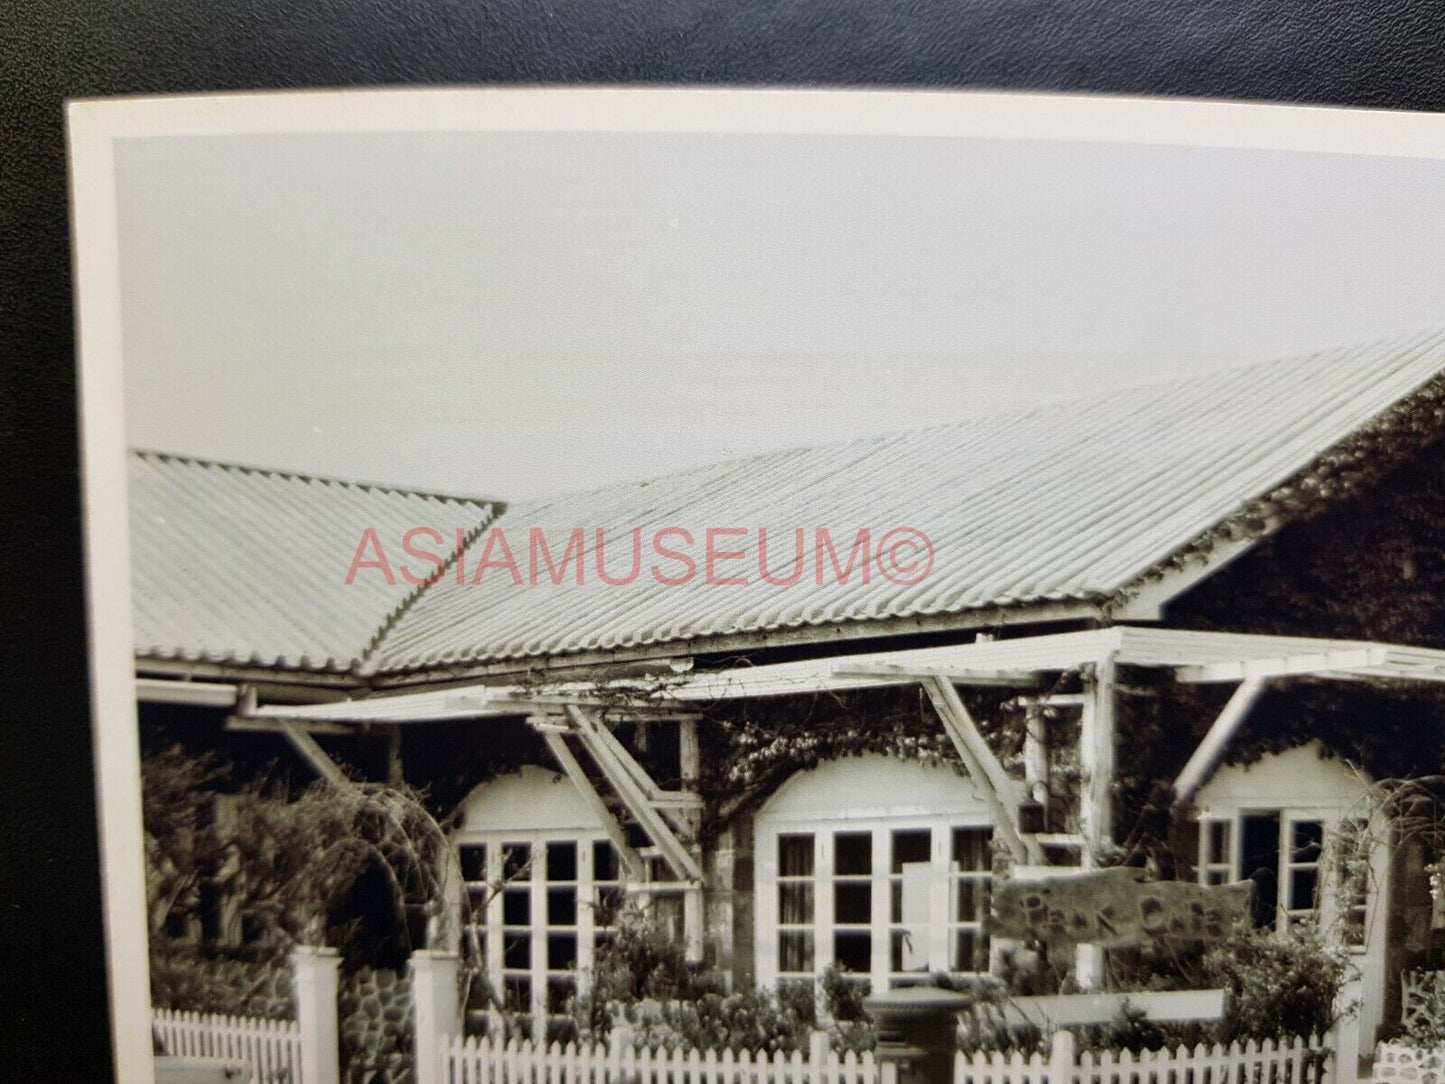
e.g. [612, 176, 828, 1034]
[5, 1, 1445, 1077]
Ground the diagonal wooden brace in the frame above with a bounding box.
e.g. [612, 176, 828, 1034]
[540, 729, 645, 880]
[1171, 678, 1267, 807]
[277, 719, 354, 788]
[921, 676, 1041, 864]
[564, 706, 704, 884]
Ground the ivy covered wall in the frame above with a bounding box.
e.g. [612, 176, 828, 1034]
[1169, 434, 1445, 649]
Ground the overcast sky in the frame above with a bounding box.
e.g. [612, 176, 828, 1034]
[115, 128, 1445, 501]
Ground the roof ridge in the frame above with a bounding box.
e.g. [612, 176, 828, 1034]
[506, 325, 1445, 516]
[354, 512, 504, 674]
[128, 447, 505, 507]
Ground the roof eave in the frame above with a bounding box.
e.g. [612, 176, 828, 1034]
[365, 596, 1115, 689]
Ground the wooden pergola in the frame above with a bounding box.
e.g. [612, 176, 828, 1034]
[184, 625, 1445, 971]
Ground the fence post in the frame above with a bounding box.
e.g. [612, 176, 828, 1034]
[1330, 978, 1363, 1084]
[292, 944, 342, 1084]
[610, 1023, 635, 1055]
[808, 1030, 831, 1084]
[411, 949, 462, 1084]
[1049, 1030, 1076, 1084]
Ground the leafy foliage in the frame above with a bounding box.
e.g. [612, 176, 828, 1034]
[149, 939, 295, 1019]
[142, 745, 464, 971]
[693, 684, 1029, 829]
[564, 909, 874, 1053]
[1200, 923, 1351, 1042]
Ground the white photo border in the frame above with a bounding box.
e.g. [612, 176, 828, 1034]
[67, 85, 1445, 1082]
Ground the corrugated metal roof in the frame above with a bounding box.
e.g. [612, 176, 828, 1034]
[370, 329, 1445, 674]
[129, 452, 500, 671]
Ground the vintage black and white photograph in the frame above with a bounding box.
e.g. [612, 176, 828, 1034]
[67, 88, 1445, 1084]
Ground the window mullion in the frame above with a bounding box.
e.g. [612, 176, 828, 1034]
[485, 839, 504, 1036]
[928, 824, 950, 975]
[870, 830, 889, 991]
[756, 828, 779, 987]
[531, 842, 547, 1042]
[817, 831, 834, 976]
[578, 835, 595, 996]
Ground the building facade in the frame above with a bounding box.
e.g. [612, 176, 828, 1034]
[132, 329, 1445, 1053]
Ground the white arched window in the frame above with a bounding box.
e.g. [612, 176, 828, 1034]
[754, 754, 996, 994]
[451, 766, 625, 1038]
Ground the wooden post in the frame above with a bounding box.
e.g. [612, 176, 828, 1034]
[1049, 1028, 1076, 1084]
[684, 885, 705, 964]
[410, 949, 461, 1084]
[1024, 706, 1051, 809]
[679, 717, 701, 787]
[680, 715, 705, 964]
[383, 724, 404, 785]
[292, 945, 341, 1084]
[1077, 655, 1117, 989]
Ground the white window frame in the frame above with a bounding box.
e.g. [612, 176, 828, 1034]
[755, 811, 995, 993]
[1194, 806, 1369, 950]
[453, 829, 622, 1042]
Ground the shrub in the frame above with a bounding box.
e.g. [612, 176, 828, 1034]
[1199, 923, 1350, 1042]
[149, 939, 294, 1020]
[564, 908, 877, 1053]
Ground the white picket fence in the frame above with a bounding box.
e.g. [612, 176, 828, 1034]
[154, 1007, 306, 1083]
[446, 1032, 876, 1084]
[442, 1032, 1330, 1084]
[965, 1034, 1329, 1084]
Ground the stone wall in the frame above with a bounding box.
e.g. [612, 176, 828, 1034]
[338, 967, 414, 1084]
[1374, 1042, 1445, 1084]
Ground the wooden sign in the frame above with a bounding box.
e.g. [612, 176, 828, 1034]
[987, 867, 1252, 948]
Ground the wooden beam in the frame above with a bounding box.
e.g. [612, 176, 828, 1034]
[578, 709, 666, 801]
[136, 678, 239, 707]
[1172, 678, 1267, 806]
[834, 663, 1043, 686]
[564, 706, 707, 963]
[226, 716, 355, 736]
[523, 695, 704, 720]
[277, 720, 352, 787]
[382, 724, 403, 785]
[1009, 693, 1088, 708]
[920, 677, 1039, 864]
[679, 717, 700, 786]
[540, 730, 644, 880]
[1173, 649, 1384, 684]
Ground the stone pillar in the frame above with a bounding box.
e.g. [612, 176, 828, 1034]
[410, 949, 461, 1084]
[292, 945, 341, 1084]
